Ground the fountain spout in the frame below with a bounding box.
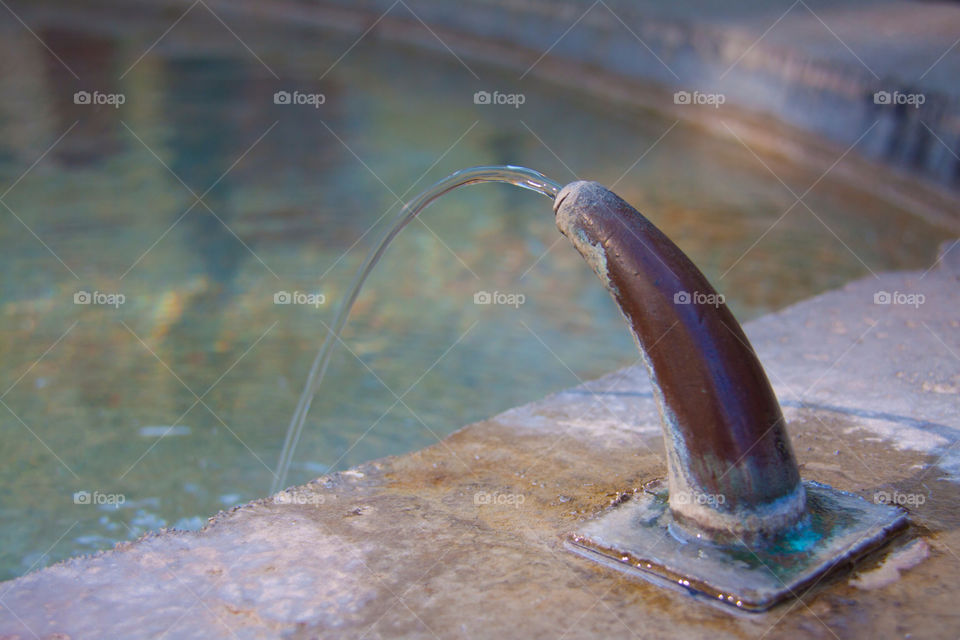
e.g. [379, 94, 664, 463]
[555, 181, 805, 543]
[559, 180, 908, 611]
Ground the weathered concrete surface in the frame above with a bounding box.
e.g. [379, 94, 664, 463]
[0, 262, 958, 638]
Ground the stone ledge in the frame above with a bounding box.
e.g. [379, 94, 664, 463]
[0, 265, 956, 638]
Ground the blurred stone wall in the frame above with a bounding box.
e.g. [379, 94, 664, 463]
[293, 0, 960, 191]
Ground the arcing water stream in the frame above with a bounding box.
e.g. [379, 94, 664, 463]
[271, 166, 562, 493]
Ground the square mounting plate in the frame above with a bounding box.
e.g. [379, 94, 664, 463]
[567, 480, 908, 612]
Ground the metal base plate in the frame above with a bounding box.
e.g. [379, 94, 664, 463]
[568, 481, 907, 612]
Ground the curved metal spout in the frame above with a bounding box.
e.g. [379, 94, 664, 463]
[555, 181, 805, 543]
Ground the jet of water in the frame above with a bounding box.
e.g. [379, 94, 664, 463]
[271, 166, 562, 494]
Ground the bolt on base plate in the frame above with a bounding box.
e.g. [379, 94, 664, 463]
[567, 480, 908, 612]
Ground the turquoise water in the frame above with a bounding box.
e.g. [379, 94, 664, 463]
[0, 6, 951, 580]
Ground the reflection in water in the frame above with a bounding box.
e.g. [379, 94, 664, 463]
[165, 56, 247, 291]
[0, 6, 952, 581]
[40, 28, 124, 167]
[159, 56, 252, 419]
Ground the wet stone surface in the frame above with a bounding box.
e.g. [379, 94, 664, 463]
[0, 266, 958, 639]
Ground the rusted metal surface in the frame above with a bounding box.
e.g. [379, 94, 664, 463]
[554, 181, 805, 542]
